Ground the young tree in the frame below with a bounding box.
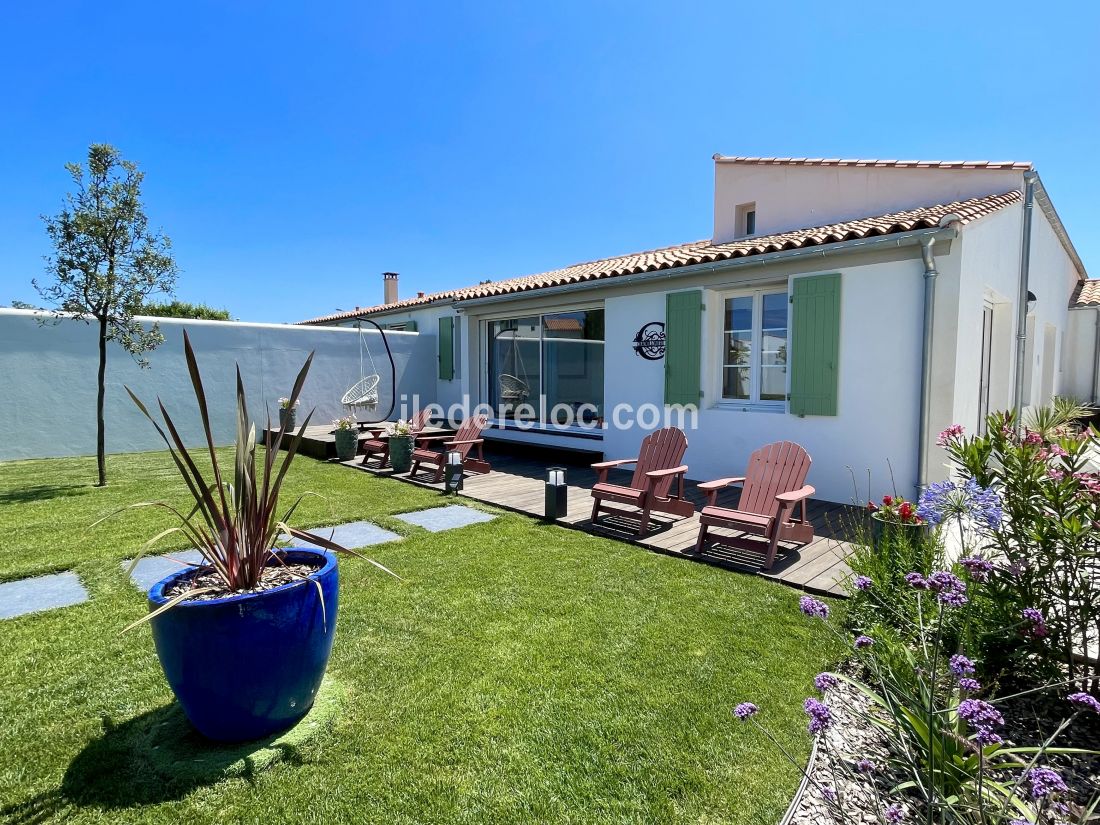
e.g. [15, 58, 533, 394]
[35, 144, 178, 486]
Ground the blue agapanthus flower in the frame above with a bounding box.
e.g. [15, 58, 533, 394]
[917, 478, 1003, 528]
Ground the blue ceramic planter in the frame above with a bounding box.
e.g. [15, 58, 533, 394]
[147, 549, 339, 742]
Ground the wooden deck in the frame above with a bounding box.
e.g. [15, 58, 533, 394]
[339, 445, 859, 598]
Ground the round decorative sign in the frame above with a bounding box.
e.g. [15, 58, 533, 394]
[632, 322, 666, 360]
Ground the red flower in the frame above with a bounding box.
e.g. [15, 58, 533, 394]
[882, 495, 893, 506]
[898, 502, 914, 522]
[866, 501, 878, 512]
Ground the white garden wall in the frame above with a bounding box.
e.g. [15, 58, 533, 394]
[0, 309, 436, 461]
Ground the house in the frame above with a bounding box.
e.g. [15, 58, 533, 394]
[300, 155, 1092, 504]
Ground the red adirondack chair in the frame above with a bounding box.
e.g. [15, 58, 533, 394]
[359, 408, 433, 467]
[589, 427, 694, 536]
[694, 441, 815, 569]
[408, 414, 491, 482]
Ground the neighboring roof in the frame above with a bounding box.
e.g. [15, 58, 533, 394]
[1071, 279, 1100, 308]
[298, 191, 1021, 325]
[542, 317, 584, 333]
[712, 155, 1033, 170]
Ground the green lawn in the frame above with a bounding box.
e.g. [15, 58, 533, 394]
[0, 450, 842, 824]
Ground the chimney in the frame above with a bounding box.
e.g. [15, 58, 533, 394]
[383, 272, 399, 305]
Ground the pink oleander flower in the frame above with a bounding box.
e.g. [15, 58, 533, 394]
[937, 424, 964, 447]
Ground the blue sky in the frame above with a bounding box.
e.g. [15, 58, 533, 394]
[1, 1, 1096, 323]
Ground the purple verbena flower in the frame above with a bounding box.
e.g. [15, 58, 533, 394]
[854, 635, 874, 650]
[949, 654, 976, 677]
[1025, 767, 1068, 800]
[814, 672, 839, 693]
[928, 570, 968, 608]
[799, 596, 830, 620]
[884, 802, 905, 823]
[853, 575, 873, 592]
[855, 758, 876, 773]
[938, 588, 969, 608]
[959, 556, 994, 583]
[803, 697, 833, 734]
[974, 727, 1003, 746]
[958, 698, 1004, 732]
[1022, 607, 1050, 639]
[958, 678, 981, 693]
[1068, 692, 1100, 714]
[733, 702, 759, 721]
[819, 786, 836, 803]
[904, 572, 929, 589]
[928, 570, 964, 592]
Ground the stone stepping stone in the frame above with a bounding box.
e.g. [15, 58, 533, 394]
[394, 505, 496, 533]
[282, 520, 400, 551]
[0, 571, 89, 620]
[123, 549, 206, 593]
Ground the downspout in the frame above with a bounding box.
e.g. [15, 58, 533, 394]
[1012, 171, 1038, 424]
[916, 235, 940, 493]
[1092, 308, 1100, 404]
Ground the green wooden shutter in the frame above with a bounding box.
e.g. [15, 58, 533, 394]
[789, 273, 841, 416]
[664, 290, 703, 407]
[438, 316, 454, 380]
[407, 319, 417, 332]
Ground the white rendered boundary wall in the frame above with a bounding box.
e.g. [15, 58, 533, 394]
[0, 309, 436, 461]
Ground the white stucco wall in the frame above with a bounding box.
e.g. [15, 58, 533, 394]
[1064, 308, 1099, 402]
[600, 255, 927, 505]
[713, 162, 1024, 242]
[0, 310, 435, 461]
[942, 201, 1081, 445]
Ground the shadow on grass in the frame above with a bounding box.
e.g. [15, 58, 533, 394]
[64, 703, 305, 808]
[0, 484, 91, 505]
[1, 680, 342, 822]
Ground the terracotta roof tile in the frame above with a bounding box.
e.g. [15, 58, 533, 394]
[1071, 279, 1100, 308]
[298, 191, 1021, 325]
[712, 155, 1032, 171]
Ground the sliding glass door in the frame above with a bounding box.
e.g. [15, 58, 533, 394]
[487, 308, 604, 426]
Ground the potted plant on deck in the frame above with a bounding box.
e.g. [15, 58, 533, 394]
[388, 418, 415, 474]
[277, 396, 299, 430]
[867, 493, 928, 548]
[332, 415, 359, 461]
[120, 332, 397, 742]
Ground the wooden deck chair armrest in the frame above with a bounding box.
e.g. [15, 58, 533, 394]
[775, 484, 815, 503]
[445, 438, 484, 446]
[591, 458, 636, 483]
[414, 434, 451, 443]
[645, 465, 688, 500]
[645, 465, 689, 480]
[697, 476, 746, 491]
[697, 476, 745, 506]
[591, 459, 636, 470]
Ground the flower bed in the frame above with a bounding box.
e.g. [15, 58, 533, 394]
[741, 401, 1100, 824]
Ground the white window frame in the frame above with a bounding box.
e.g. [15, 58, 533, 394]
[717, 287, 788, 410]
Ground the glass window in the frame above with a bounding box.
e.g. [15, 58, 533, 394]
[721, 291, 788, 404]
[488, 309, 604, 425]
